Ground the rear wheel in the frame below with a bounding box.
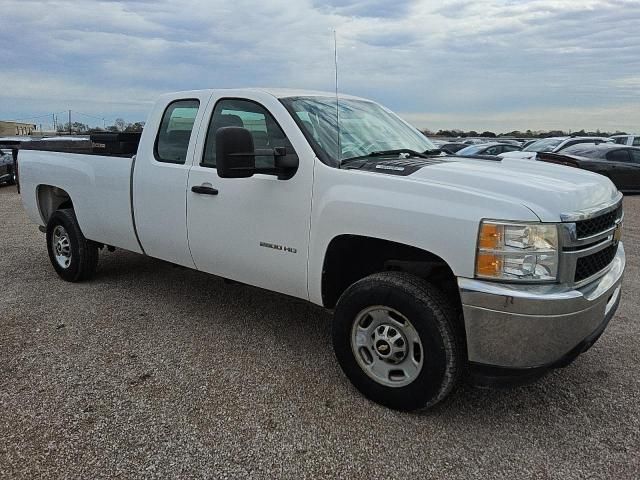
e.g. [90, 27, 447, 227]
[46, 209, 99, 282]
[332, 272, 463, 411]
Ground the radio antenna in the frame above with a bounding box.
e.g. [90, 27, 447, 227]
[333, 29, 341, 161]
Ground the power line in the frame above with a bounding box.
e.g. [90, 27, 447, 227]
[73, 110, 106, 121]
[7, 111, 67, 122]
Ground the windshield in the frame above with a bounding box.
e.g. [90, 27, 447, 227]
[523, 138, 564, 153]
[280, 96, 436, 166]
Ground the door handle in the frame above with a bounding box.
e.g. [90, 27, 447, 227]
[191, 185, 219, 195]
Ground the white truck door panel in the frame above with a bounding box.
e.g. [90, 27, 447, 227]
[187, 92, 314, 300]
[133, 92, 212, 267]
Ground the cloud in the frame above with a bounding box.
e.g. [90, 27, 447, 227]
[0, 0, 638, 132]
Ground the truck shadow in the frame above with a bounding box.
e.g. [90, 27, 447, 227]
[92, 248, 618, 419]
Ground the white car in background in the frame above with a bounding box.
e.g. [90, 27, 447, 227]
[500, 136, 611, 160]
[609, 134, 640, 147]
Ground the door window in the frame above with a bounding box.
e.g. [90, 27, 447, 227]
[630, 150, 640, 163]
[613, 136, 629, 145]
[202, 99, 294, 169]
[154, 100, 200, 164]
[484, 146, 500, 155]
[633, 137, 640, 146]
[606, 149, 632, 163]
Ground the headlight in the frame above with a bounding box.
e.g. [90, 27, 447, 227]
[476, 221, 559, 282]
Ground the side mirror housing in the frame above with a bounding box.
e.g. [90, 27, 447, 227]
[216, 127, 256, 178]
[215, 126, 299, 180]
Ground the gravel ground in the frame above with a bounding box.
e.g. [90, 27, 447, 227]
[1, 185, 638, 479]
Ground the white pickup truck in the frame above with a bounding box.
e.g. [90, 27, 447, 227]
[16, 89, 625, 411]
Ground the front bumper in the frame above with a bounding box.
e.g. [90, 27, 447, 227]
[458, 243, 625, 372]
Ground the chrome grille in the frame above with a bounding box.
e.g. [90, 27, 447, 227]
[575, 204, 622, 239]
[558, 197, 623, 286]
[574, 244, 619, 282]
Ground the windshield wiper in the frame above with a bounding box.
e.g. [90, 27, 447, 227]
[340, 148, 441, 167]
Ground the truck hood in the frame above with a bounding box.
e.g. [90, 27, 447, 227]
[407, 156, 619, 222]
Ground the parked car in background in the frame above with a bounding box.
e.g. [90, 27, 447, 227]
[460, 138, 486, 145]
[438, 142, 468, 154]
[520, 139, 538, 150]
[609, 134, 640, 147]
[501, 136, 611, 160]
[495, 139, 522, 146]
[456, 142, 521, 156]
[0, 148, 17, 186]
[538, 143, 640, 193]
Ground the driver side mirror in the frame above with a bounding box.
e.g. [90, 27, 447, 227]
[216, 126, 299, 180]
[216, 127, 256, 178]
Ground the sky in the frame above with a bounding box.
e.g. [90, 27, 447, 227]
[0, 0, 639, 133]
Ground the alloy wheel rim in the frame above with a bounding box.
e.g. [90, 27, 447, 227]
[52, 225, 72, 269]
[350, 305, 424, 388]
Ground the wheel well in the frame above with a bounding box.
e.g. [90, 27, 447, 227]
[37, 185, 73, 224]
[321, 235, 460, 310]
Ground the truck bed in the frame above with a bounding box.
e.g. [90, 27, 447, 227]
[18, 150, 143, 254]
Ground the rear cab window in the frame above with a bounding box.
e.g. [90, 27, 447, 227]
[155, 99, 200, 164]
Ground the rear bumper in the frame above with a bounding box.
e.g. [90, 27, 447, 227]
[458, 243, 625, 376]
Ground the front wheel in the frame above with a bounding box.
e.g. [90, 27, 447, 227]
[6, 165, 16, 185]
[332, 272, 463, 411]
[46, 209, 99, 282]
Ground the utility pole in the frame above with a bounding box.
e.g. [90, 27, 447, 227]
[68, 110, 72, 135]
[52, 113, 56, 132]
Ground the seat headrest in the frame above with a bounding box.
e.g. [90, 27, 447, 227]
[217, 114, 244, 128]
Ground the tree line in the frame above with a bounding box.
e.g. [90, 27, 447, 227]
[56, 119, 145, 134]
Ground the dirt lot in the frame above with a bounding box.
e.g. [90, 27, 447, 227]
[1, 185, 638, 479]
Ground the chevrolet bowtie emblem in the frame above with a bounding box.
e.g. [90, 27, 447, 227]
[614, 223, 623, 243]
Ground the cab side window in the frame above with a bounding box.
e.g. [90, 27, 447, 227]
[155, 99, 200, 164]
[202, 99, 294, 169]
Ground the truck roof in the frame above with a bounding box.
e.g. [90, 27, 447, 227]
[164, 88, 368, 101]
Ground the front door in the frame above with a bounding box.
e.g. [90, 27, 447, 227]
[186, 94, 314, 300]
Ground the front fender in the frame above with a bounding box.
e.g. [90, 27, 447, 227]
[307, 163, 538, 306]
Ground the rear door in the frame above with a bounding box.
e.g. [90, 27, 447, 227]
[628, 149, 640, 189]
[133, 92, 212, 267]
[605, 149, 634, 190]
[186, 92, 314, 300]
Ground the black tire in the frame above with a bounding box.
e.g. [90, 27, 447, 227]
[332, 272, 463, 411]
[46, 209, 99, 282]
[7, 165, 16, 185]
